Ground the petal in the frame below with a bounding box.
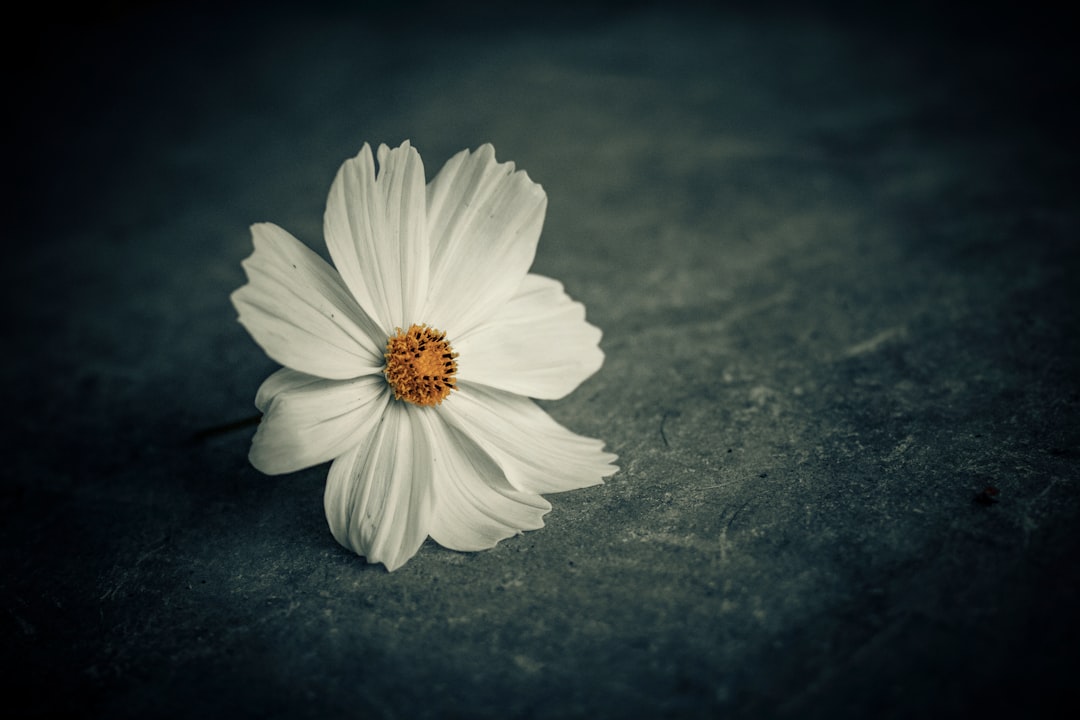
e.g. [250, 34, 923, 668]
[231, 223, 385, 379]
[255, 367, 320, 413]
[323, 141, 429, 334]
[418, 409, 551, 552]
[422, 144, 548, 337]
[324, 402, 435, 571]
[455, 274, 604, 400]
[250, 369, 390, 475]
[441, 383, 618, 495]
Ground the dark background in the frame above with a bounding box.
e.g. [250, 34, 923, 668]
[6, 1, 1079, 717]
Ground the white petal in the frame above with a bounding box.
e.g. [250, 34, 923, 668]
[422, 144, 548, 337]
[250, 369, 390, 475]
[441, 383, 618, 495]
[323, 141, 429, 334]
[324, 402, 435, 571]
[231, 223, 385, 380]
[255, 367, 320, 413]
[418, 409, 550, 552]
[455, 274, 604, 400]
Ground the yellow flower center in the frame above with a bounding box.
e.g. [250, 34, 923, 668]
[383, 324, 459, 406]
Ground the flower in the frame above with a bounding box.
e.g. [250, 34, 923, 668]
[231, 141, 618, 570]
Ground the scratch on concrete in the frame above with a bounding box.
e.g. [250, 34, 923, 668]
[884, 434, 916, 462]
[843, 326, 908, 358]
[628, 530, 724, 555]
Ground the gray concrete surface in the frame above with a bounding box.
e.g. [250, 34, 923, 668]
[6, 2, 1079, 718]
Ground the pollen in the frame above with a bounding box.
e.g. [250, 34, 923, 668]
[383, 324, 459, 406]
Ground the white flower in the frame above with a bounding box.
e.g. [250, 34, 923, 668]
[231, 141, 618, 571]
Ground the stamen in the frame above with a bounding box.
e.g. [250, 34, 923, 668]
[383, 324, 459, 406]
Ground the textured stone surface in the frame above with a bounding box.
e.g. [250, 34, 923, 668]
[6, 2, 1079, 718]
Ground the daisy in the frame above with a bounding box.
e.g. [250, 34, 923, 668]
[231, 141, 618, 571]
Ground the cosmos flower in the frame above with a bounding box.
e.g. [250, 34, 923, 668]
[231, 141, 618, 570]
